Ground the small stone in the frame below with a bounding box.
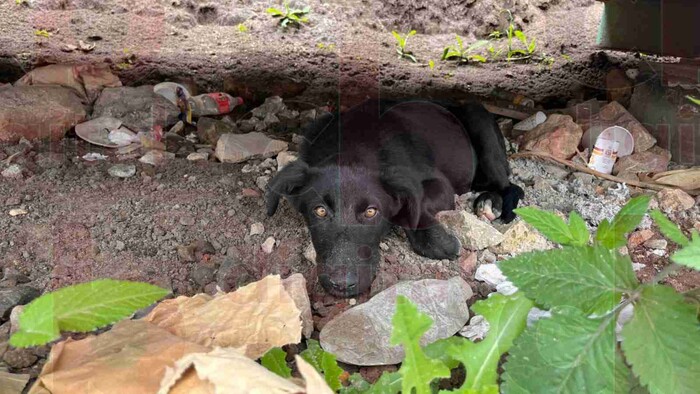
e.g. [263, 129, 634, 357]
[251, 96, 286, 119]
[216, 256, 253, 292]
[614, 149, 670, 177]
[348, 298, 357, 306]
[139, 150, 175, 166]
[282, 274, 313, 338]
[437, 210, 504, 250]
[115, 241, 126, 251]
[319, 277, 472, 366]
[180, 216, 196, 226]
[276, 151, 299, 171]
[191, 265, 216, 287]
[108, 164, 136, 178]
[5, 196, 21, 206]
[303, 243, 317, 264]
[8, 209, 28, 217]
[241, 188, 261, 198]
[0, 287, 40, 318]
[657, 188, 695, 213]
[496, 281, 519, 295]
[628, 229, 654, 249]
[256, 176, 270, 190]
[196, 117, 236, 145]
[379, 242, 389, 252]
[643, 239, 667, 250]
[187, 152, 209, 161]
[1, 164, 23, 179]
[632, 263, 646, 271]
[2, 347, 38, 369]
[459, 315, 490, 341]
[474, 264, 507, 288]
[490, 220, 552, 255]
[261, 237, 276, 254]
[215, 132, 288, 164]
[9, 305, 24, 335]
[479, 249, 497, 264]
[250, 222, 265, 236]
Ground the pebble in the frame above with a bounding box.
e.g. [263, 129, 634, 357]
[261, 236, 276, 254]
[9, 305, 24, 335]
[8, 209, 28, 217]
[180, 216, 196, 226]
[643, 239, 667, 250]
[4, 197, 21, 206]
[187, 152, 209, 161]
[303, 243, 317, 264]
[276, 151, 299, 171]
[191, 265, 216, 287]
[115, 241, 126, 251]
[1, 164, 23, 179]
[2, 347, 38, 369]
[256, 176, 270, 191]
[139, 150, 175, 166]
[657, 188, 695, 213]
[108, 164, 136, 178]
[437, 210, 504, 250]
[250, 222, 264, 236]
[459, 315, 490, 341]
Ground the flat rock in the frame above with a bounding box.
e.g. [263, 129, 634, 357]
[139, 150, 175, 166]
[92, 86, 179, 133]
[521, 114, 583, 160]
[0, 86, 87, 143]
[215, 132, 288, 163]
[490, 221, 553, 255]
[320, 277, 472, 366]
[196, 117, 236, 145]
[459, 314, 489, 341]
[108, 164, 136, 178]
[437, 210, 504, 250]
[0, 286, 40, 319]
[1, 164, 23, 180]
[187, 152, 209, 161]
[282, 273, 314, 338]
[277, 151, 299, 171]
[613, 147, 670, 177]
[657, 188, 695, 213]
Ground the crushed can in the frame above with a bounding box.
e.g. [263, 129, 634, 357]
[188, 93, 244, 117]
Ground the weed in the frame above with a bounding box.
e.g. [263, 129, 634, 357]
[34, 29, 51, 38]
[687, 95, 700, 106]
[441, 35, 489, 64]
[267, 2, 310, 28]
[237, 23, 248, 33]
[317, 42, 336, 51]
[428, 60, 435, 70]
[391, 30, 418, 63]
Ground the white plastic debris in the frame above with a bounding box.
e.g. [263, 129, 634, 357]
[458, 315, 490, 341]
[82, 152, 108, 161]
[108, 127, 138, 146]
[475, 264, 507, 288]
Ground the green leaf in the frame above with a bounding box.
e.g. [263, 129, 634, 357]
[469, 54, 487, 63]
[443, 50, 461, 60]
[10, 279, 169, 348]
[514, 30, 527, 45]
[261, 347, 292, 378]
[266, 7, 283, 16]
[528, 38, 536, 54]
[671, 230, 700, 269]
[455, 34, 463, 50]
[502, 307, 631, 394]
[423, 336, 463, 369]
[341, 372, 402, 394]
[621, 285, 700, 394]
[514, 207, 575, 245]
[499, 246, 639, 315]
[596, 195, 651, 249]
[686, 95, 700, 106]
[428, 60, 435, 70]
[447, 293, 533, 392]
[408, 30, 417, 37]
[649, 209, 689, 246]
[391, 31, 405, 49]
[300, 339, 345, 391]
[568, 211, 590, 246]
[391, 295, 450, 394]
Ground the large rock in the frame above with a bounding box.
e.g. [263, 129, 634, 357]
[657, 188, 696, 213]
[520, 114, 583, 160]
[92, 86, 180, 133]
[490, 220, 553, 255]
[282, 274, 313, 339]
[320, 277, 472, 366]
[0, 286, 40, 319]
[613, 146, 671, 178]
[215, 132, 288, 163]
[437, 210, 504, 250]
[196, 117, 237, 145]
[0, 86, 87, 143]
[580, 101, 656, 153]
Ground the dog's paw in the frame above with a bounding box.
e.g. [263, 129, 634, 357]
[473, 192, 502, 221]
[407, 225, 461, 260]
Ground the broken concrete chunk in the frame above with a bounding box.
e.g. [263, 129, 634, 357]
[520, 114, 583, 160]
[437, 210, 504, 250]
[319, 277, 472, 366]
[490, 221, 553, 255]
[215, 132, 288, 163]
[92, 86, 179, 133]
[657, 188, 695, 213]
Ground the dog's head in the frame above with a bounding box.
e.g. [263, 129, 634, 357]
[266, 161, 399, 296]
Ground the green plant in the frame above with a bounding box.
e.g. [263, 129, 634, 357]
[237, 23, 248, 33]
[34, 29, 51, 38]
[687, 95, 700, 106]
[300, 339, 345, 391]
[441, 35, 489, 64]
[267, 2, 310, 28]
[391, 30, 417, 63]
[428, 60, 435, 70]
[10, 279, 169, 348]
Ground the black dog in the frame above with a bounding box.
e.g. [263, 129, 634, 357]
[266, 100, 523, 296]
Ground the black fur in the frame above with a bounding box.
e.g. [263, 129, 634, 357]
[266, 99, 523, 296]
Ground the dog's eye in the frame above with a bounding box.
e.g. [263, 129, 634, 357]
[364, 207, 378, 218]
[314, 206, 328, 218]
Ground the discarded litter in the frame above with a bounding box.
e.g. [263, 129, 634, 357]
[581, 125, 634, 157]
[75, 117, 126, 148]
[513, 111, 546, 133]
[587, 135, 620, 175]
[108, 127, 138, 146]
[189, 93, 244, 117]
[82, 152, 108, 161]
[153, 82, 191, 106]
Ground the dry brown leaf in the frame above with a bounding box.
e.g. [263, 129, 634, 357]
[295, 356, 334, 394]
[29, 320, 210, 394]
[159, 347, 303, 394]
[651, 168, 700, 190]
[282, 273, 314, 338]
[0, 371, 30, 394]
[143, 275, 302, 359]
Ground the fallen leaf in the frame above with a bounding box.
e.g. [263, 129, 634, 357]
[651, 168, 700, 191]
[159, 347, 302, 394]
[296, 355, 334, 394]
[29, 320, 209, 394]
[144, 275, 302, 359]
[0, 371, 30, 394]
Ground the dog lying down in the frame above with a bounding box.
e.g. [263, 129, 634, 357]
[266, 99, 524, 297]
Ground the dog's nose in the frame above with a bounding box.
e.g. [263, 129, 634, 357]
[319, 273, 360, 296]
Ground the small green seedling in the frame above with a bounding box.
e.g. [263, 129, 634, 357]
[687, 95, 700, 106]
[391, 30, 418, 63]
[34, 29, 51, 38]
[442, 35, 489, 64]
[267, 2, 310, 28]
[237, 23, 248, 33]
[428, 60, 435, 70]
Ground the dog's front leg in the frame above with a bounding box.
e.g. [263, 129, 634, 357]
[403, 214, 461, 260]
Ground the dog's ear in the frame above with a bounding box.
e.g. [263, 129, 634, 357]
[266, 159, 313, 216]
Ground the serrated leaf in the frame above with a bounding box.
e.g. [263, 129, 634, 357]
[423, 336, 463, 369]
[621, 285, 700, 394]
[499, 246, 638, 315]
[514, 207, 575, 245]
[597, 195, 651, 249]
[649, 209, 689, 246]
[300, 339, 345, 391]
[568, 211, 590, 246]
[502, 307, 631, 394]
[10, 279, 169, 347]
[445, 293, 533, 393]
[671, 230, 700, 269]
[391, 295, 450, 394]
[261, 347, 292, 378]
[341, 372, 402, 394]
